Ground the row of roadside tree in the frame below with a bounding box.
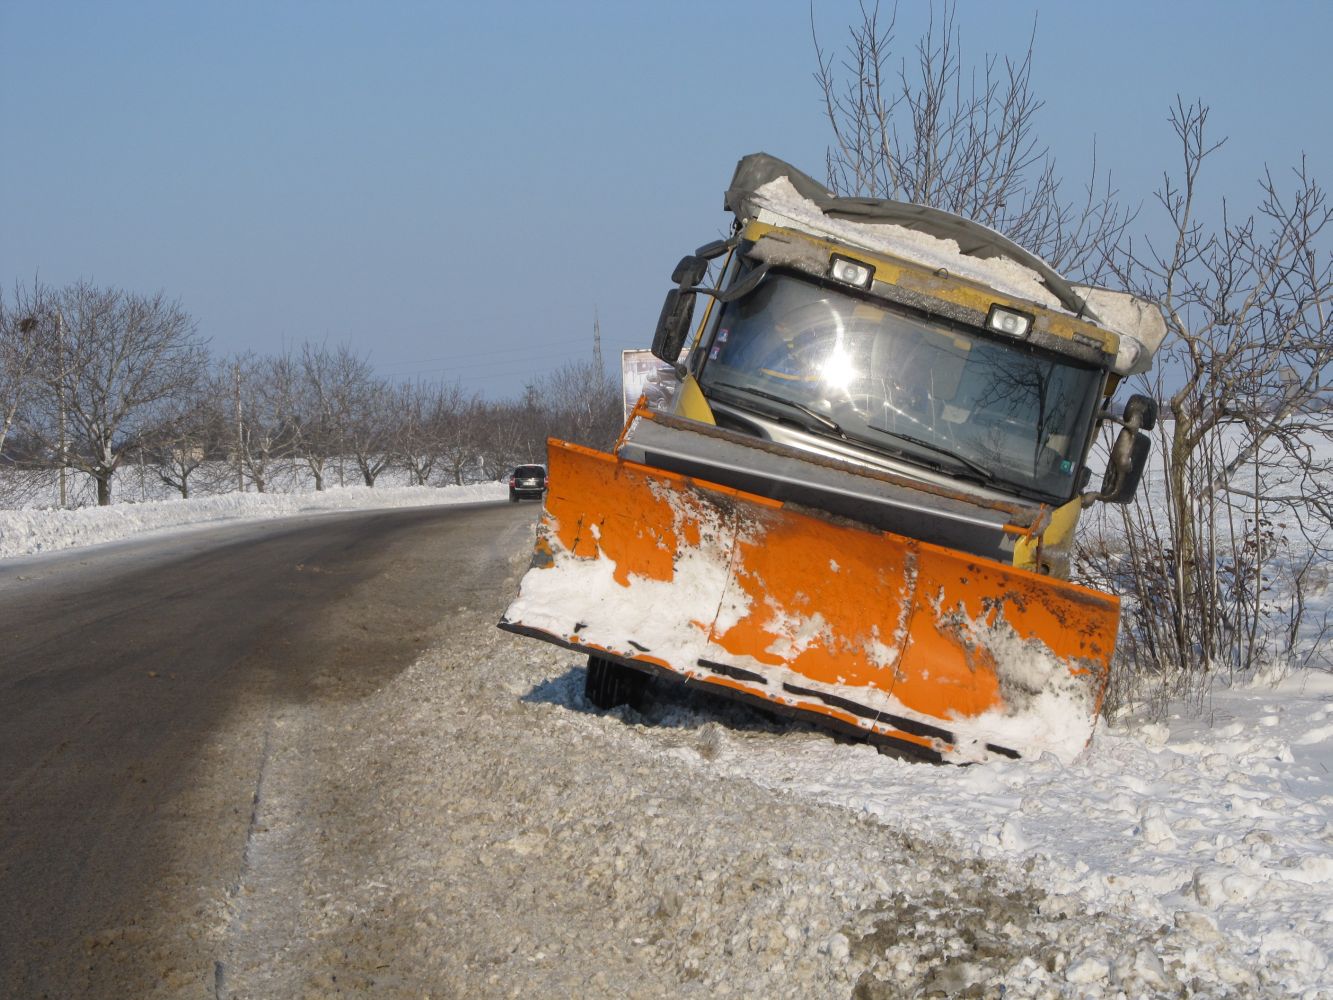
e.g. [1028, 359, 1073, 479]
[0, 279, 623, 508]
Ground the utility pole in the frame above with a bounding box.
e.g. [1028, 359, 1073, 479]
[593, 308, 603, 372]
[56, 307, 66, 509]
[234, 361, 244, 492]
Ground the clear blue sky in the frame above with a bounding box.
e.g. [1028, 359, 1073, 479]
[3, 1, 1329, 398]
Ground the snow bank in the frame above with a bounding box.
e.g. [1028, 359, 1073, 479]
[0, 483, 507, 560]
[678, 666, 1333, 996]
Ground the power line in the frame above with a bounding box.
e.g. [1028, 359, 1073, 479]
[377, 336, 592, 372]
[368, 330, 643, 397]
[383, 346, 600, 378]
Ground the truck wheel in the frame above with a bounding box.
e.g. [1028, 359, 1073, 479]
[585, 656, 647, 710]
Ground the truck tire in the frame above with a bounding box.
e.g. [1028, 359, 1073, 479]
[585, 655, 647, 710]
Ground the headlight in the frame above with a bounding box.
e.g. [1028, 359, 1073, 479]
[985, 304, 1034, 339]
[829, 255, 874, 290]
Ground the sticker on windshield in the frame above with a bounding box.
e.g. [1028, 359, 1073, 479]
[709, 346, 721, 360]
[717, 328, 729, 342]
[1059, 460, 1074, 475]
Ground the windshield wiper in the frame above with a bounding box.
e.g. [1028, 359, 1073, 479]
[864, 426, 995, 483]
[711, 382, 846, 437]
[712, 380, 998, 486]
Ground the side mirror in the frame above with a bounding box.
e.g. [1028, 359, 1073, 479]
[671, 254, 709, 287]
[694, 238, 731, 260]
[1122, 393, 1158, 432]
[651, 288, 695, 364]
[1095, 429, 1151, 505]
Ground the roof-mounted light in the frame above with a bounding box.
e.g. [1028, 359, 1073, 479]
[829, 255, 874, 290]
[985, 304, 1034, 339]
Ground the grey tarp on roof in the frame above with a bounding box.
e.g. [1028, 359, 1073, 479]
[723, 152, 1090, 318]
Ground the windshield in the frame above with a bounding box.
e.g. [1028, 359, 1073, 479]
[697, 271, 1104, 500]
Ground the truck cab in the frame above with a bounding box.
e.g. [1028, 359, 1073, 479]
[631, 154, 1163, 578]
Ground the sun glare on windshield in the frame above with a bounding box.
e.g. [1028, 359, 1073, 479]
[699, 272, 1103, 501]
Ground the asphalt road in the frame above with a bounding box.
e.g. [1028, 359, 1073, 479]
[0, 500, 535, 998]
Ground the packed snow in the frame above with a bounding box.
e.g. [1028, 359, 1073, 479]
[688, 669, 1333, 996]
[0, 482, 506, 560]
[3, 482, 1330, 996]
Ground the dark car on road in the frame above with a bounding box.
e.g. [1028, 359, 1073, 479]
[509, 464, 547, 502]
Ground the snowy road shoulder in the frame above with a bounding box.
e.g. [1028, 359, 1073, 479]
[655, 668, 1333, 996]
[0, 483, 509, 560]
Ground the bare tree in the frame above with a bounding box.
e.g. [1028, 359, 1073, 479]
[139, 376, 226, 499]
[398, 379, 472, 486]
[434, 394, 487, 485]
[232, 351, 299, 494]
[462, 363, 618, 482]
[529, 359, 622, 452]
[811, 5, 1333, 704]
[295, 341, 371, 491]
[345, 373, 395, 487]
[812, 0, 1132, 279]
[1095, 101, 1333, 693]
[22, 282, 207, 505]
[0, 282, 53, 507]
[0, 280, 47, 458]
[473, 397, 536, 482]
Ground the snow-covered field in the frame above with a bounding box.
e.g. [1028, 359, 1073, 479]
[3, 481, 1330, 996]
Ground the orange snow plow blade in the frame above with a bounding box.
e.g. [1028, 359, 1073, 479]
[500, 440, 1119, 763]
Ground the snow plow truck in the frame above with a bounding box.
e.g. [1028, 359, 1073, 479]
[500, 153, 1164, 763]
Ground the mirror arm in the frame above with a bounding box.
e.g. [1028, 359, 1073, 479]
[1094, 410, 1142, 433]
[708, 263, 770, 304]
[672, 263, 769, 307]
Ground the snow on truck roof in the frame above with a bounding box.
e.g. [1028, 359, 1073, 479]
[725, 152, 1083, 316]
[724, 153, 1166, 377]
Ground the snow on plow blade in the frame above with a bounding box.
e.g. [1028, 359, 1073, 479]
[500, 440, 1119, 763]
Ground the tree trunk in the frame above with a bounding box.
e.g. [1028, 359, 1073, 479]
[1165, 414, 1198, 668]
[96, 473, 111, 506]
